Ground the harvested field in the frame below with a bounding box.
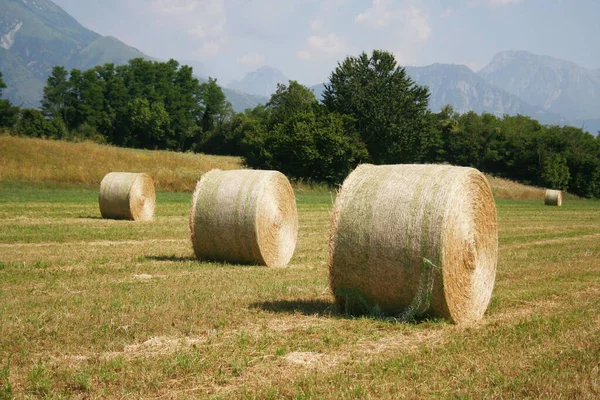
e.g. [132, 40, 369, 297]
[1, 181, 599, 398]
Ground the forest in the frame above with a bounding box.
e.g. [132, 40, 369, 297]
[1, 50, 599, 198]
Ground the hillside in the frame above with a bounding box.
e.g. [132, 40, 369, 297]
[479, 50, 600, 121]
[405, 64, 565, 124]
[227, 66, 290, 97]
[0, 135, 556, 199]
[0, 135, 241, 191]
[0, 0, 267, 111]
[0, 0, 148, 107]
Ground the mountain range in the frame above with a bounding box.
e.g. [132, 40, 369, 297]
[1, 0, 599, 133]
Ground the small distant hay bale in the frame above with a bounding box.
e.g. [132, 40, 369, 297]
[99, 172, 155, 221]
[189, 169, 298, 267]
[544, 189, 563, 206]
[329, 164, 498, 324]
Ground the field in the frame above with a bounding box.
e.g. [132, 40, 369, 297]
[1, 178, 599, 399]
[1, 136, 599, 398]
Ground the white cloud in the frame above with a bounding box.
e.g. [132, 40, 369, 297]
[310, 18, 325, 32]
[489, 0, 523, 5]
[151, 0, 227, 58]
[237, 52, 265, 66]
[192, 40, 221, 59]
[320, 0, 346, 11]
[356, 1, 431, 41]
[441, 7, 456, 18]
[297, 33, 351, 60]
[353, 1, 432, 65]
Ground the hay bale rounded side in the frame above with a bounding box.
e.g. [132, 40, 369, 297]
[99, 172, 155, 221]
[329, 164, 498, 324]
[544, 189, 563, 206]
[189, 169, 298, 267]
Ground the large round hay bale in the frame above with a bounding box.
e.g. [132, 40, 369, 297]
[99, 172, 155, 221]
[544, 189, 563, 206]
[329, 164, 498, 324]
[189, 169, 298, 267]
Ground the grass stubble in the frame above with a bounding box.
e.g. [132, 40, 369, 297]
[0, 136, 600, 399]
[0, 182, 599, 398]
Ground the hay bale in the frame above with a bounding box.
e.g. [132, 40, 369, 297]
[189, 169, 298, 267]
[99, 172, 155, 221]
[544, 189, 563, 206]
[329, 164, 498, 324]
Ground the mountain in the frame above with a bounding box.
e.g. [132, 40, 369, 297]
[0, 0, 267, 112]
[221, 88, 268, 113]
[227, 66, 289, 97]
[479, 50, 600, 121]
[405, 64, 564, 124]
[310, 83, 326, 101]
[308, 65, 564, 125]
[0, 0, 148, 107]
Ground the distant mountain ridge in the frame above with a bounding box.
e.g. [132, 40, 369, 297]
[405, 63, 565, 124]
[0, 0, 147, 107]
[309, 64, 564, 125]
[1, 0, 599, 132]
[0, 0, 266, 111]
[479, 50, 600, 121]
[227, 66, 289, 97]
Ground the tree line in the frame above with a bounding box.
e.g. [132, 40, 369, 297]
[1, 51, 599, 198]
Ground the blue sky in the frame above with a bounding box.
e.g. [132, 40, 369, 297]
[52, 0, 600, 86]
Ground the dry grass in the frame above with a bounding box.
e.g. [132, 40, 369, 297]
[1, 181, 599, 399]
[1, 135, 561, 201]
[486, 175, 546, 200]
[0, 135, 241, 192]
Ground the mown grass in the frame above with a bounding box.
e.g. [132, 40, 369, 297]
[0, 180, 599, 399]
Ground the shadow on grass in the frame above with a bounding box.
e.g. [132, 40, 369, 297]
[78, 215, 103, 219]
[142, 255, 197, 262]
[251, 299, 338, 316]
[252, 298, 446, 325]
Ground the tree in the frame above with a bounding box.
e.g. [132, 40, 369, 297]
[126, 98, 171, 149]
[0, 71, 20, 128]
[541, 153, 570, 190]
[243, 81, 368, 184]
[41, 66, 71, 127]
[15, 109, 67, 138]
[0, 71, 5, 94]
[199, 77, 232, 133]
[323, 50, 431, 164]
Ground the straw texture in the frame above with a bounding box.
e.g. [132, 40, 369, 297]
[189, 169, 298, 267]
[544, 189, 563, 206]
[99, 172, 155, 221]
[329, 164, 498, 324]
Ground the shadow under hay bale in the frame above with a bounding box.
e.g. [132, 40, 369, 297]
[251, 299, 336, 316]
[544, 189, 563, 206]
[329, 164, 498, 325]
[189, 169, 298, 267]
[99, 172, 155, 221]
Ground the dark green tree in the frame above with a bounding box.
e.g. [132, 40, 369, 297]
[541, 153, 570, 190]
[16, 109, 67, 138]
[41, 66, 71, 127]
[200, 77, 232, 133]
[323, 50, 431, 164]
[0, 71, 20, 128]
[243, 81, 368, 183]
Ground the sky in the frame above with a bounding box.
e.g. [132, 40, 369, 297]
[52, 0, 600, 87]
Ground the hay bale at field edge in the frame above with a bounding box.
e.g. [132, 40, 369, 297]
[99, 172, 155, 221]
[329, 164, 498, 324]
[189, 169, 298, 267]
[544, 189, 563, 206]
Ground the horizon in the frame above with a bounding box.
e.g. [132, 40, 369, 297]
[50, 0, 600, 87]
